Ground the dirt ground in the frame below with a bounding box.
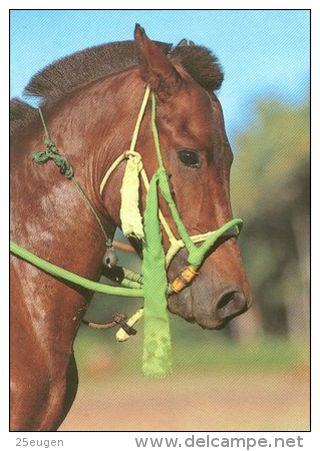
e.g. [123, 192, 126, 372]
[60, 366, 309, 431]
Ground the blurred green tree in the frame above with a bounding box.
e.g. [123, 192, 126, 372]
[231, 97, 310, 339]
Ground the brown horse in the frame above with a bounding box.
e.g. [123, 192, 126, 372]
[10, 25, 251, 431]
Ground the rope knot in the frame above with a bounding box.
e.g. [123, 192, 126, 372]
[124, 149, 142, 166]
[32, 139, 74, 179]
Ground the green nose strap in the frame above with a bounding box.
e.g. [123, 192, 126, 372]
[157, 166, 243, 269]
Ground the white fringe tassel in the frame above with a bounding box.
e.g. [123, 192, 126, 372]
[120, 152, 144, 240]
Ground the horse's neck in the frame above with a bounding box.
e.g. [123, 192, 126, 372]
[11, 71, 141, 283]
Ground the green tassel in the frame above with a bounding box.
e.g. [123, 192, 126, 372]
[120, 152, 144, 240]
[142, 170, 172, 377]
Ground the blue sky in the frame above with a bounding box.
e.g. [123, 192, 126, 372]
[10, 10, 310, 141]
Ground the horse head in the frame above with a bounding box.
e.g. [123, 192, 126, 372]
[130, 25, 252, 329]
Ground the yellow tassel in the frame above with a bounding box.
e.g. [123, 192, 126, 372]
[120, 151, 144, 240]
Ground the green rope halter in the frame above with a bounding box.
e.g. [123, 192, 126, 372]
[10, 86, 243, 378]
[32, 109, 110, 244]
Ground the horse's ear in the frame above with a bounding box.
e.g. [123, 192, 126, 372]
[134, 24, 181, 98]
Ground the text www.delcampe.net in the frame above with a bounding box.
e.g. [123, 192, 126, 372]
[134, 435, 304, 449]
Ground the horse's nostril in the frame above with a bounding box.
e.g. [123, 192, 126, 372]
[216, 291, 247, 321]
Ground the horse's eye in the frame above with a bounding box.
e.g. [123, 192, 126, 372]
[178, 149, 200, 168]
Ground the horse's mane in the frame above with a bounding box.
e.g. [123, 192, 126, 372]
[10, 39, 223, 136]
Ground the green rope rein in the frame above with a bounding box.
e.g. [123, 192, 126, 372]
[10, 241, 143, 298]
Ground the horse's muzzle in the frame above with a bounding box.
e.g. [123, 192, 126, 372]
[167, 244, 252, 330]
[168, 286, 249, 330]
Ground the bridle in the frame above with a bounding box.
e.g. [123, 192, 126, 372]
[10, 85, 242, 376]
[99, 85, 242, 275]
